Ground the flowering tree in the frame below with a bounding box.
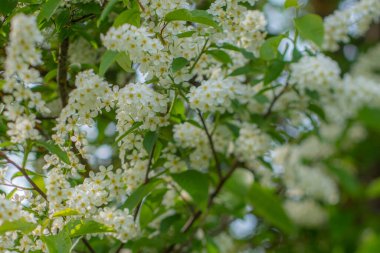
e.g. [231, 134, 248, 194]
[1, 0, 380, 252]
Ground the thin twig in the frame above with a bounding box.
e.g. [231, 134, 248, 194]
[262, 82, 290, 119]
[189, 39, 209, 73]
[0, 152, 47, 200]
[165, 160, 240, 252]
[133, 143, 156, 220]
[197, 109, 222, 179]
[82, 238, 96, 253]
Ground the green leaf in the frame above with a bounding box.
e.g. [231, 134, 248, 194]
[176, 31, 196, 38]
[171, 170, 209, 209]
[294, 14, 324, 47]
[98, 0, 120, 26]
[0, 218, 37, 235]
[143, 131, 158, 154]
[122, 179, 163, 210]
[357, 232, 380, 253]
[260, 36, 283, 61]
[116, 121, 143, 144]
[264, 60, 285, 84]
[206, 50, 232, 65]
[0, 0, 18, 15]
[229, 65, 252, 76]
[358, 107, 380, 133]
[248, 183, 295, 234]
[99, 50, 118, 76]
[38, 0, 63, 23]
[52, 208, 80, 218]
[367, 178, 380, 199]
[284, 0, 298, 8]
[116, 52, 133, 72]
[164, 9, 221, 31]
[114, 8, 141, 27]
[170, 98, 186, 120]
[11, 169, 45, 180]
[34, 140, 70, 165]
[41, 228, 72, 253]
[0, 141, 15, 149]
[65, 220, 115, 237]
[171, 57, 189, 73]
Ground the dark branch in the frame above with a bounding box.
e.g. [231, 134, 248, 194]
[263, 83, 290, 119]
[0, 152, 47, 201]
[197, 109, 222, 179]
[57, 37, 69, 107]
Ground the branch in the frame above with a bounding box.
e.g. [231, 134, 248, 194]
[0, 152, 47, 201]
[57, 37, 69, 107]
[133, 142, 156, 221]
[197, 109, 222, 179]
[189, 39, 209, 73]
[262, 82, 290, 119]
[165, 160, 240, 252]
[82, 238, 96, 253]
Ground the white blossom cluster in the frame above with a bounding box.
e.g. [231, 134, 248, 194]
[140, 0, 189, 19]
[95, 207, 138, 242]
[2, 14, 49, 143]
[173, 122, 212, 169]
[351, 44, 380, 82]
[208, 0, 266, 55]
[290, 54, 341, 96]
[284, 199, 328, 228]
[188, 76, 250, 113]
[323, 0, 380, 51]
[102, 24, 173, 82]
[234, 123, 271, 167]
[0, 194, 33, 225]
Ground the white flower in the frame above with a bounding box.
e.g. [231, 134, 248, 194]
[290, 55, 341, 96]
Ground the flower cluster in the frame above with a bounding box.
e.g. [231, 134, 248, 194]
[208, 0, 266, 55]
[95, 207, 137, 242]
[188, 76, 251, 113]
[351, 44, 380, 82]
[284, 199, 327, 227]
[290, 55, 341, 96]
[234, 123, 271, 167]
[323, 0, 380, 51]
[2, 14, 48, 143]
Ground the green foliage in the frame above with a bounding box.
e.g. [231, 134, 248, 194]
[42, 229, 72, 253]
[171, 170, 209, 209]
[171, 57, 189, 73]
[66, 220, 115, 237]
[34, 140, 70, 164]
[0, 0, 18, 15]
[122, 179, 163, 210]
[99, 50, 118, 76]
[164, 9, 221, 30]
[248, 183, 295, 235]
[260, 36, 283, 61]
[114, 8, 141, 27]
[284, 0, 299, 9]
[294, 14, 325, 47]
[38, 0, 63, 23]
[0, 219, 37, 235]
